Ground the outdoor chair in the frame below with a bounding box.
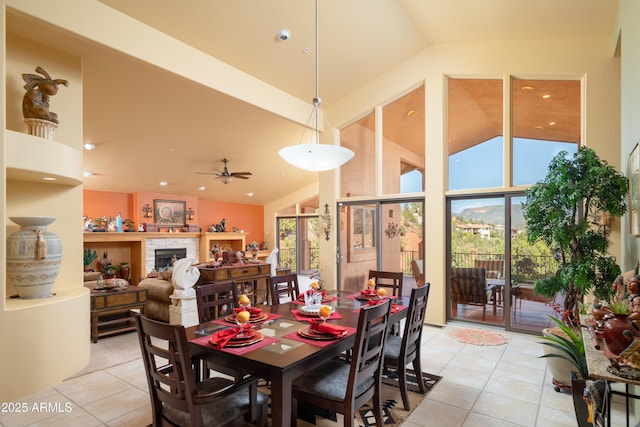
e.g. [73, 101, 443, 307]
[290, 299, 392, 427]
[383, 283, 430, 410]
[450, 267, 496, 320]
[134, 314, 268, 427]
[411, 260, 425, 287]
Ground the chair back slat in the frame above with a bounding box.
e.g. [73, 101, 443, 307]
[368, 270, 404, 298]
[451, 267, 488, 304]
[268, 273, 300, 305]
[348, 299, 392, 407]
[196, 282, 236, 323]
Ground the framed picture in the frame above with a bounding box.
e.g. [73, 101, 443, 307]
[154, 199, 186, 228]
[629, 143, 640, 236]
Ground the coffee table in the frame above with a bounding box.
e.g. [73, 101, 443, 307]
[90, 286, 148, 343]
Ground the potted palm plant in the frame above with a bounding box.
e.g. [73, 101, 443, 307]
[522, 147, 628, 326]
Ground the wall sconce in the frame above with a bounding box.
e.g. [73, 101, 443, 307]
[320, 203, 332, 241]
[385, 222, 402, 239]
[142, 203, 153, 218]
[187, 207, 195, 221]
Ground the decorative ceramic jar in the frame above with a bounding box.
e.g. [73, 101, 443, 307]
[603, 313, 639, 355]
[6, 216, 62, 299]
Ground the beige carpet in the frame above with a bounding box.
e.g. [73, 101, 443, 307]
[66, 331, 142, 379]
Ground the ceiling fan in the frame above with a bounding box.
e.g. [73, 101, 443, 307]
[195, 158, 252, 184]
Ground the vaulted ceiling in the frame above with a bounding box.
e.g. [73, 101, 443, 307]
[6, 0, 618, 205]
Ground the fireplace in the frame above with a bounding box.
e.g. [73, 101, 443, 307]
[155, 248, 186, 271]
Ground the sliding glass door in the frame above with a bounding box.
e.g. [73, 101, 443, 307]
[337, 198, 424, 293]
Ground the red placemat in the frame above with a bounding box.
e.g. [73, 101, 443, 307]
[190, 333, 278, 355]
[211, 311, 284, 326]
[283, 325, 356, 347]
[291, 309, 342, 322]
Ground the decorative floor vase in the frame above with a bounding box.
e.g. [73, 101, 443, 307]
[6, 216, 62, 299]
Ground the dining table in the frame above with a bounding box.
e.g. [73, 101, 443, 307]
[186, 290, 410, 427]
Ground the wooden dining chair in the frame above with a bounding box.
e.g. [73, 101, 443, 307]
[195, 282, 246, 381]
[196, 281, 237, 323]
[268, 273, 300, 305]
[134, 314, 268, 427]
[290, 299, 392, 427]
[383, 283, 430, 410]
[368, 270, 404, 298]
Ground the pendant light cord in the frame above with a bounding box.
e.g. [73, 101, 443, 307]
[313, 0, 320, 144]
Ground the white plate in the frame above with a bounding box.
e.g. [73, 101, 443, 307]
[298, 304, 334, 316]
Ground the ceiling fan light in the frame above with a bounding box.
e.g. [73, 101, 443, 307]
[279, 144, 354, 172]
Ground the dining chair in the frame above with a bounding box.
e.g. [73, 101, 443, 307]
[196, 281, 237, 323]
[290, 299, 392, 427]
[268, 273, 300, 305]
[383, 283, 430, 410]
[411, 259, 425, 287]
[368, 270, 404, 298]
[194, 282, 246, 381]
[450, 267, 496, 320]
[134, 314, 269, 427]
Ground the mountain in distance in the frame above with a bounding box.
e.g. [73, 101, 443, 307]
[453, 204, 526, 230]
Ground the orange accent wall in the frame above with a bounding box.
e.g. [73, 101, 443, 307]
[83, 190, 264, 244]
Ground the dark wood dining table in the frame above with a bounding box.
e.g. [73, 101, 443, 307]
[186, 291, 410, 427]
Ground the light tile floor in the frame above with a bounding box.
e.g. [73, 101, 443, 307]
[0, 323, 636, 427]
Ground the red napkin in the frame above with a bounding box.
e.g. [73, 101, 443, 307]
[233, 307, 262, 316]
[368, 299, 399, 312]
[209, 325, 253, 349]
[361, 288, 377, 295]
[299, 290, 326, 300]
[310, 320, 347, 337]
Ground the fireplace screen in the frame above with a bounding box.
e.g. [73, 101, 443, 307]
[155, 248, 186, 271]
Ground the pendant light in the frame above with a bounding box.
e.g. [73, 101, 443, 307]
[278, 0, 354, 172]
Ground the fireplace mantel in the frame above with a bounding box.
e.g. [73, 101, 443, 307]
[83, 232, 202, 284]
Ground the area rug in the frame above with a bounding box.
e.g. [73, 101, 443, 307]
[282, 369, 442, 427]
[449, 328, 508, 346]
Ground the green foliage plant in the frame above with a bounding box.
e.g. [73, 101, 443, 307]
[539, 315, 588, 380]
[522, 147, 628, 325]
[608, 298, 630, 315]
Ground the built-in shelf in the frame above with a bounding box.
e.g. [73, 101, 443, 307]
[200, 232, 247, 262]
[5, 130, 83, 185]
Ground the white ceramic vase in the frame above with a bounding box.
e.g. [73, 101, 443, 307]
[6, 216, 63, 299]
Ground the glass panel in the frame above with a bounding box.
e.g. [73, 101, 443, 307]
[382, 86, 425, 194]
[509, 195, 558, 332]
[298, 216, 320, 273]
[512, 79, 580, 185]
[277, 217, 297, 272]
[338, 203, 378, 291]
[341, 112, 375, 197]
[448, 78, 503, 190]
[449, 197, 505, 326]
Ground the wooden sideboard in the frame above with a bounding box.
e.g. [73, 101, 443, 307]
[197, 263, 271, 305]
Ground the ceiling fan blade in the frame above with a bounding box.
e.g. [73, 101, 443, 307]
[233, 175, 250, 179]
[231, 172, 252, 176]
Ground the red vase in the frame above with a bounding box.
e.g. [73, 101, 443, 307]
[603, 313, 639, 355]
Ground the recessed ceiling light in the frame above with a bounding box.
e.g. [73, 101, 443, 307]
[83, 171, 94, 178]
[159, 181, 167, 186]
[542, 94, 551, 99]
[43, 177, 56, 181]
[198, 186, 206, 191]
[83, 143, 96, 150]
[534, 125, 545, 129]
[522, 85, 535, 92]
[549, 121, 556, 126]
[247, 192, 254, 197]
[407, 110, 416, 116]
